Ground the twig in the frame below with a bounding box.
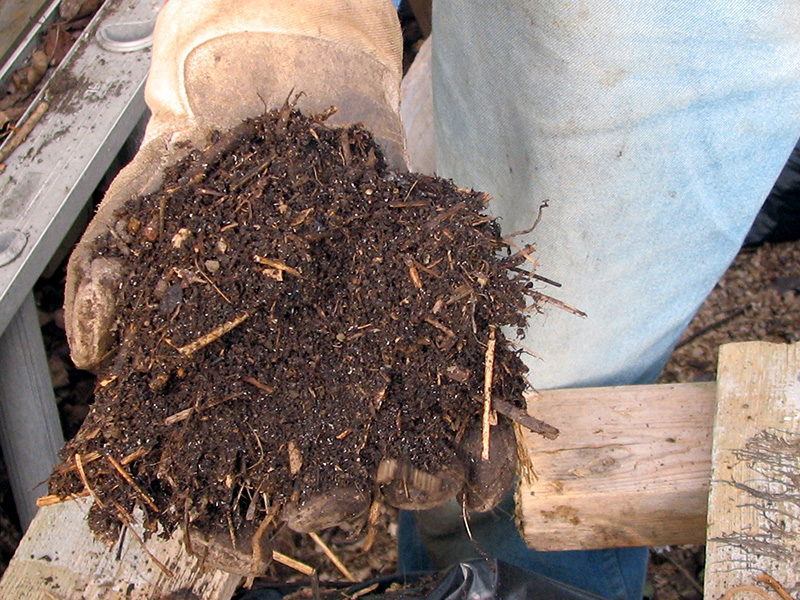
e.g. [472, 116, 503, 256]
[675, 305, 749, 349]
[245, 506, 281, 588]
[362, 501, 382, 553]
[111, 502, 174, 578]
[0, 100, 49, 165]
[532, 273, 562, 287]
[408, 261, 423, 290]
[721, 586, 774, 600]
[195, 259, 232, 304]
[165, 407, 194, 425]
[55, 446, 149, 476]
[166, 394, 242, 425]
[505, 200, 549, 238]
[272, 551, 315, 576]
[423, 316, 455, 337]
[171, 311, 252, 358]
[36, 491, 89, 506]
[528, 292, 587, 318]
[253, 255, 303, 278]
[659, 550, 703, 594]
[503, 240, 538, 270]
[106, 455, 159, 513]
[425, 201, 466, 229]
[482, 326, 497, 461]
[349, 583, 380, 600]
[309, 532, 356, 583]
[244, 376, 275, 393]
[231, 152, 277, 191]
[756, 573, 795, 600]
[75, 453, 104, 508]
[490, 397, 559, 440]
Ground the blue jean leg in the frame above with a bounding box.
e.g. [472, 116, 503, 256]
[415, 2, 800, 598]
[398, 493, 648, 600]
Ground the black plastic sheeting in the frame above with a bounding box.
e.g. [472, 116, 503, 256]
[745, 138, 800, 246]
[236, 559, 605, 600]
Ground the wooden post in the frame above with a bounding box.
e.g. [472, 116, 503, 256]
[704, 342, 800, 599]
[0, 498, 242, 600]
[516, 381, 716, 550]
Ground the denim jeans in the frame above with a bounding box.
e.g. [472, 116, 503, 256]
[399, 1, 800, 598]
[398, 493, 648, 600]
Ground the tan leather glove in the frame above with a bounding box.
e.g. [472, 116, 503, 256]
[65, 0, 406, 371]
[63, 0, 518, 573]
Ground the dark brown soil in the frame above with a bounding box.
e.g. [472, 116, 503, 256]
[48, 107, 539, 548]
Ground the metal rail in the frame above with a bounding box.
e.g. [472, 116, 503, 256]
[0, 0, 158, 528]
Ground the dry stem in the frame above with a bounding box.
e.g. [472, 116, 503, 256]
[245, 507, 281, 588]
[172, 311, 252, 358]
[0, 100, 49, 165]
[309, 532, 356, 583]
[272, 551, 315, 576]
[721, 586, 775, 600]
[75, 453, 104, 508]
[482, 326, 497, 460]
[529, 292, 586, 318]
[756, 574, 795, 600]
[106, 454, 159, 512]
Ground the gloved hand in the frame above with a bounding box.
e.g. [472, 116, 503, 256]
[63, 0, 519, 573]
[66, 0, 406, 372]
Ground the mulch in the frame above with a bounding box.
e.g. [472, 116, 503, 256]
[47, 106, 539, 553]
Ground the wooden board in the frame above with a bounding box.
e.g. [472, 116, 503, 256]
[704, 341, 800, 599]
[0, 498, 242, 600]
[516, 381, 716, 550]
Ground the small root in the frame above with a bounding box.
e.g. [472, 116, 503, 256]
[245, 504, 281, 588]
[75, 453, 104, 509]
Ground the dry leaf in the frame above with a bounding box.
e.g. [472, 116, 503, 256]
[60, 0, 102, 21]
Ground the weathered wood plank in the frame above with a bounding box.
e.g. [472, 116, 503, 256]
[0, 498, 242, 600]
[704, 341, 800, 600]
[517, 381, 716, 550]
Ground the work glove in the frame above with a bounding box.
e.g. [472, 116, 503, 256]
[63, 0, 518, 573]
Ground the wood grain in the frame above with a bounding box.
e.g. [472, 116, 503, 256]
[0, 498, 241, 600]
[704, 341, 800, 600]
[517, 381, 716, 550]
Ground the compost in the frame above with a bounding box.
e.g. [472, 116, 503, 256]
[48, 106, 542, 552]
